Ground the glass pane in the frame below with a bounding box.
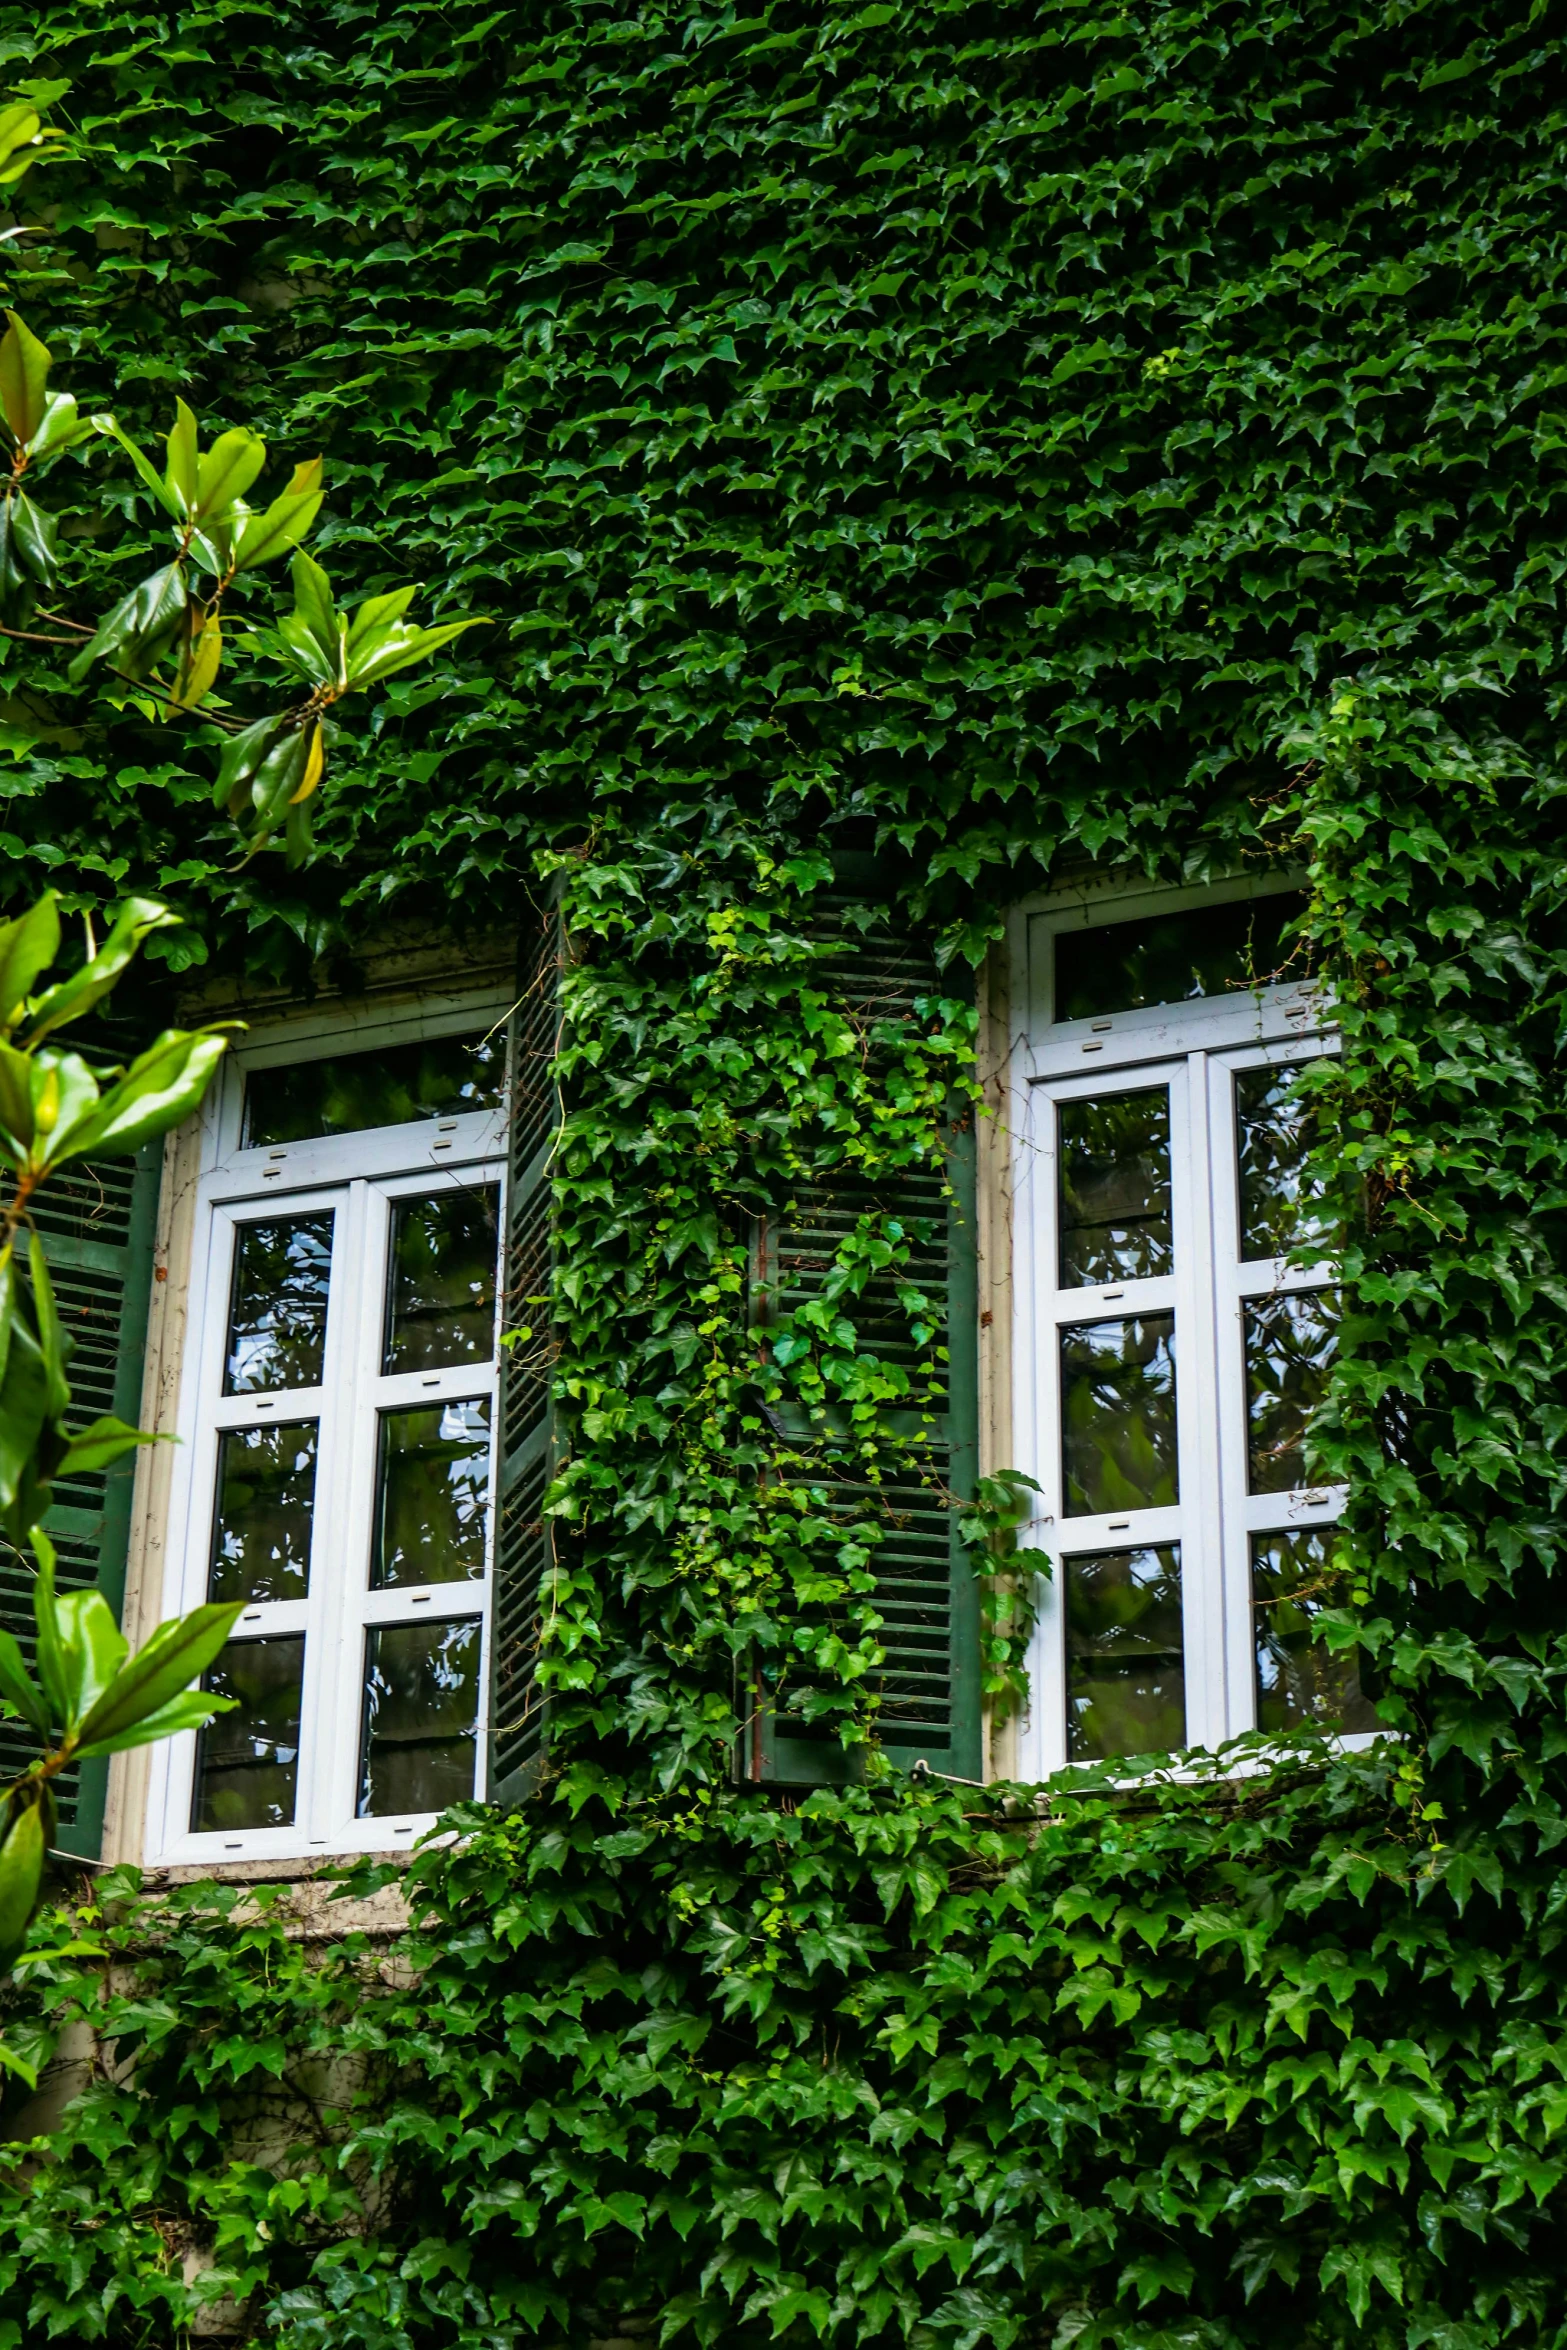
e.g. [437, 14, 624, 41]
[1058, 1090, 1172, 1287]
[1245, 1289, 1337, 1492]
[358, 1617, 481, 1816]
[1061, 1312, 1178, 1516]
[1236, 1065, 1334, 1261]
[209, 1422, 317, 1602]
[1055, 893, 1307, 1023]
[373, 1398, 492, 1589]
[1253, 1527, 1376, 1734]
[1065, 1544, 1185, 1759]
[191, 1636, 304, 1832]
[244, 1031, 504, 1148]
[383, 1188, 499, 1373]
[224, 1213, 334, 1395]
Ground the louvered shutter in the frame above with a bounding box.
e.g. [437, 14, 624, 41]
[0, 1146, 162, 1856]
[745, 883, 982, 1787]
[488, 906, 562, 1806]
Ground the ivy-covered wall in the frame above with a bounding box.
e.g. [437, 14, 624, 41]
[2, 2, 1567, 2344]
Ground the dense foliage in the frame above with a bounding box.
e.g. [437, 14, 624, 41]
[0, 0, 1564, 2344]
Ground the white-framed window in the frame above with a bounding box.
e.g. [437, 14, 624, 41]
[144, 990, 511, 1864]
[1008, 875, 1373, 1778]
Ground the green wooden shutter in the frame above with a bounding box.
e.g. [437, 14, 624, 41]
[0, 1145, 162, 1857]
[488, 908, 561, 1806]
[745, 887, 982, 1787]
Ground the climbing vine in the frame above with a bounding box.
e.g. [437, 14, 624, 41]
[0, 0, 1564, 2344]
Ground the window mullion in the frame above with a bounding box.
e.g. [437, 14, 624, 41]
[303, 1176, 373, 1848]
[1206, 1053, 1261, 1738]
[1172, 1048, 1227, 1747]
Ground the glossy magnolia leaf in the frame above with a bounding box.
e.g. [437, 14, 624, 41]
[47, 1588, 130, 1737]
[167, 611, 221, 711]
[230, 457, 325, 570]
[26, 1230, 69, 1425]
[0, 103, 59, 190]
[0, 892, 59, 1033]
[347, 613, 487, 688]
[70, 1599, 245, 1754]
[28, 389, 91, 466]
[0, 1799, 45, 1975]
[0, 310, 50, 445]
[0, 1620, 46, 1736]
[0, 1307, 54, 1516]
[278, 547, 345, 685]
[0, 104, 41, 179]
[45, 1025, 233, 1165]
[25, 1528, 66, 1731]
[274, 550, 488, 699]
[192, 422, 267, 522]
[211, 712, 286, 812]
[245, 729, 310, 826]
[56, 1414, 161, 1477]
[89, 414, 182, 521]
[68, 562, 188, 683]
[24, 895, 180, 1046]
[75, 1686, 236, 1762]
[165, 398, 198, 513]
[9, 490, 59, 587]
[0, 1242, 14, 1397]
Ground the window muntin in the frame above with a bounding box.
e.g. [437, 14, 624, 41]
[1016, 886, 1353, 1775]
[147, 1008, 508, 1864]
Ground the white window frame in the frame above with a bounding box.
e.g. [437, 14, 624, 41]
[1006, 873, 1356, 1779]
[144, 988, 511, 1865]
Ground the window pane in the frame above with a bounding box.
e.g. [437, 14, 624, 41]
[244, 1031, 505, 1148]
[383, 1188, 499, 1373]
[1252, 1527, 1376, 1734]
[1055, 893, 1307, 1023]
[357, 1617, 481, 1816]
[1236, 1065, 1334, 1261]
[209, 1422, 317, 1602]
[1245, 1289, 1337, 1492]
[1058, 1089, 1172, 1287]
[1061, 1312, 1178, 1516]
[1065, 1544, 1185, 1759]
[191, 1636, 304, 1832]
[373, 1399, 491, 1589]
[224, 1213, 334, 1395]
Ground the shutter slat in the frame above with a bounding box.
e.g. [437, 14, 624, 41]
[747, 885, 982, 1786]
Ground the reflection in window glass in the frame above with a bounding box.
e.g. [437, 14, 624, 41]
[1054, 894, 1308, 1023]
[1061, 1313, 1178, 1517]
[373, 1399, 491, 1589]
[1237, 1065, 1335, 1261]
[243, 1031, 505, 1149]
[1065, 1545, 1185, 1759]
[1059, 1090, 1172, 1287]
[224, 1214, 334, 1394]
[1252, 1528, 1376, 1734]
[191, 1637, 304, 1831]
[358, 1617, 481, 1816]
[383, 1188, 499, 1374]
[209, 1423, 317, 1603]
[1245, 1290, 1337, 1492]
